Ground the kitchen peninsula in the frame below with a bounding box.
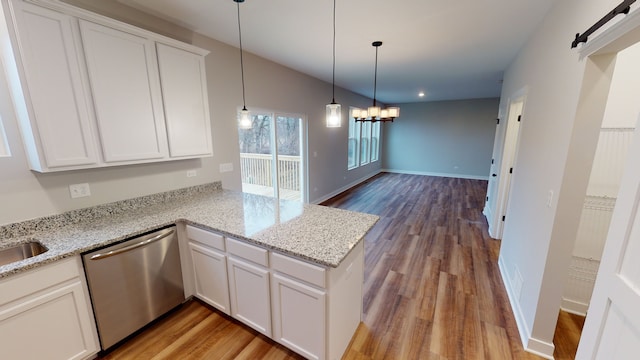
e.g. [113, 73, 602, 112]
[0, 182, 379, 360]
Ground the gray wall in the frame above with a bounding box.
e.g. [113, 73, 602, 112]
[381, 98, 498, 179]
[0, 0, 381, 225]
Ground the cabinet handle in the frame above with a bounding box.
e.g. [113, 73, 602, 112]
[492, 174, 497, 177]
[89, 229, 175, 260]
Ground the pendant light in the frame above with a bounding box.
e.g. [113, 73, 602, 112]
[234, 0, 251, 129]
[325, 0, 341, 128]
[351, 41, 400, 123]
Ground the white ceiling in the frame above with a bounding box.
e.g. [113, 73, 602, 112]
[118, 0, 559, 104]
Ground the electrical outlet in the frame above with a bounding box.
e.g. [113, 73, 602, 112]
[69, 183, 91, 199]
[186, 170, 197, 178]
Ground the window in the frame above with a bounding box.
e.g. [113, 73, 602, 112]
[348, 107, 381, 170]
[0, 116, 10, 157]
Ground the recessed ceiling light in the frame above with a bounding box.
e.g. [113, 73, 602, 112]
[418, 92, 425, 97]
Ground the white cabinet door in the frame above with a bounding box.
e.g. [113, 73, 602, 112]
[271, 273, 326, 360]
[189, 242, 230, 315]
[156, 43, 212, 158]
[0, 281, 97, 360]
[79, 20, 167, 162]
[4, 1, 98, 169]
[0, 257, 99, 360]
[227, 256, 271, 336]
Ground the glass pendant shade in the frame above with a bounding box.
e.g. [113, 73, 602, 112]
[387, 107, 400, 118]
[368, 105, 381, 118]
[380, 109, 389, 119]
[238, 108, 252, 129]
[326, 103, 341, 128]
[351, 108, 361, 119]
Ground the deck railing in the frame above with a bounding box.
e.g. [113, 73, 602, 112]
[240, 153, 301, 191]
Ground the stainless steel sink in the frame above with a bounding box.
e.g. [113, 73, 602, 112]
[0, 241, 48, 266]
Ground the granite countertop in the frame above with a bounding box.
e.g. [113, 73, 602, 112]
[0, 183, 379, 278]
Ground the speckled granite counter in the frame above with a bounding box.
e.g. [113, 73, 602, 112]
[0, 183, 379, 278]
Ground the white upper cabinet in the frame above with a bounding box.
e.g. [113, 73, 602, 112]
[79, 20, 168, 163]
[157, 43, 212, 158]
[0, 1, 98, 170]
[0, 0, 212, 172]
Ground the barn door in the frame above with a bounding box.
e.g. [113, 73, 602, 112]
[576, 122, 640, 358]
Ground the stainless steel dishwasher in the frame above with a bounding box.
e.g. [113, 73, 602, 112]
[82, 225, 184, 350]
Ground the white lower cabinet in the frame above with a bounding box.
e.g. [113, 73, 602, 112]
[189, 242, 230, 314]
[180, 224, 365, 360]
[271, 273, 326, 360]
[0, 257, 99, 360]
[227, 239, 271, 337]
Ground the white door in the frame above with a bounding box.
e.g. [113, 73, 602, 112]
[484, 107, 504, 225]
[488, 98, 524, 238]
[576, 123, 640, 359]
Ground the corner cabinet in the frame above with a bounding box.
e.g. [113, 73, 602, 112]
[0, 257, 100, 360]
[0, 0, 212, 172]
[185, 225, 230, 315]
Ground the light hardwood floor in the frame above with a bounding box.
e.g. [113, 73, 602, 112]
[98, 173, 581, 359]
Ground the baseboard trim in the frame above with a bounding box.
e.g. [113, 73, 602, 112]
[311, 170, 382, 205]
[498, 255, 555, 359]
[561, 298, 588, 316]
[382, 168, 489, 181]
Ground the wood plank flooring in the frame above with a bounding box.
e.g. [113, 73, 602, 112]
[97, 173, 581, 359]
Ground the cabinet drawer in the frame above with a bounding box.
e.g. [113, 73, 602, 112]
[270, 252, 326, 288]
[186, 225, 224, 251]
[226, 238, 268, 267]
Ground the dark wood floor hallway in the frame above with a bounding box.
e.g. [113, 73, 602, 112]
[99, 173, 580, 359]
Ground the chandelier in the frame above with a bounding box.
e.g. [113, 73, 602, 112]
[351, 41, 399, 123]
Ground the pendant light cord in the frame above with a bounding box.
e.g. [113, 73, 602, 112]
[331, 0, 336, 103]
[373, 45, 378, 106]
[236, 1, 247, 110]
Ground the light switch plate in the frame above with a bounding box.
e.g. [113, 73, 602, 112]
[69, 183, 91, 198]
[219, 163, 233, 173]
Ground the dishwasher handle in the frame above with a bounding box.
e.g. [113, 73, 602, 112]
[89, 229, 175, 260]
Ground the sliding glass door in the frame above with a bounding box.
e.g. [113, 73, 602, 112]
[238, 110, 305, 202]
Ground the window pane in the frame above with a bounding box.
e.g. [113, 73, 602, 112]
[238, 112, 274, 196]
[275, 115, 302, 201]
[348, 138, 357, 169]
[371, 122, 380, 162]
[348, 108, 360, 169]
[360, 121, 371, 165]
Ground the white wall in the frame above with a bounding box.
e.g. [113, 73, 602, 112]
[381, 98, 498, 179]
[496, 0, 639, 357]
[0, 0, 380, 225]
